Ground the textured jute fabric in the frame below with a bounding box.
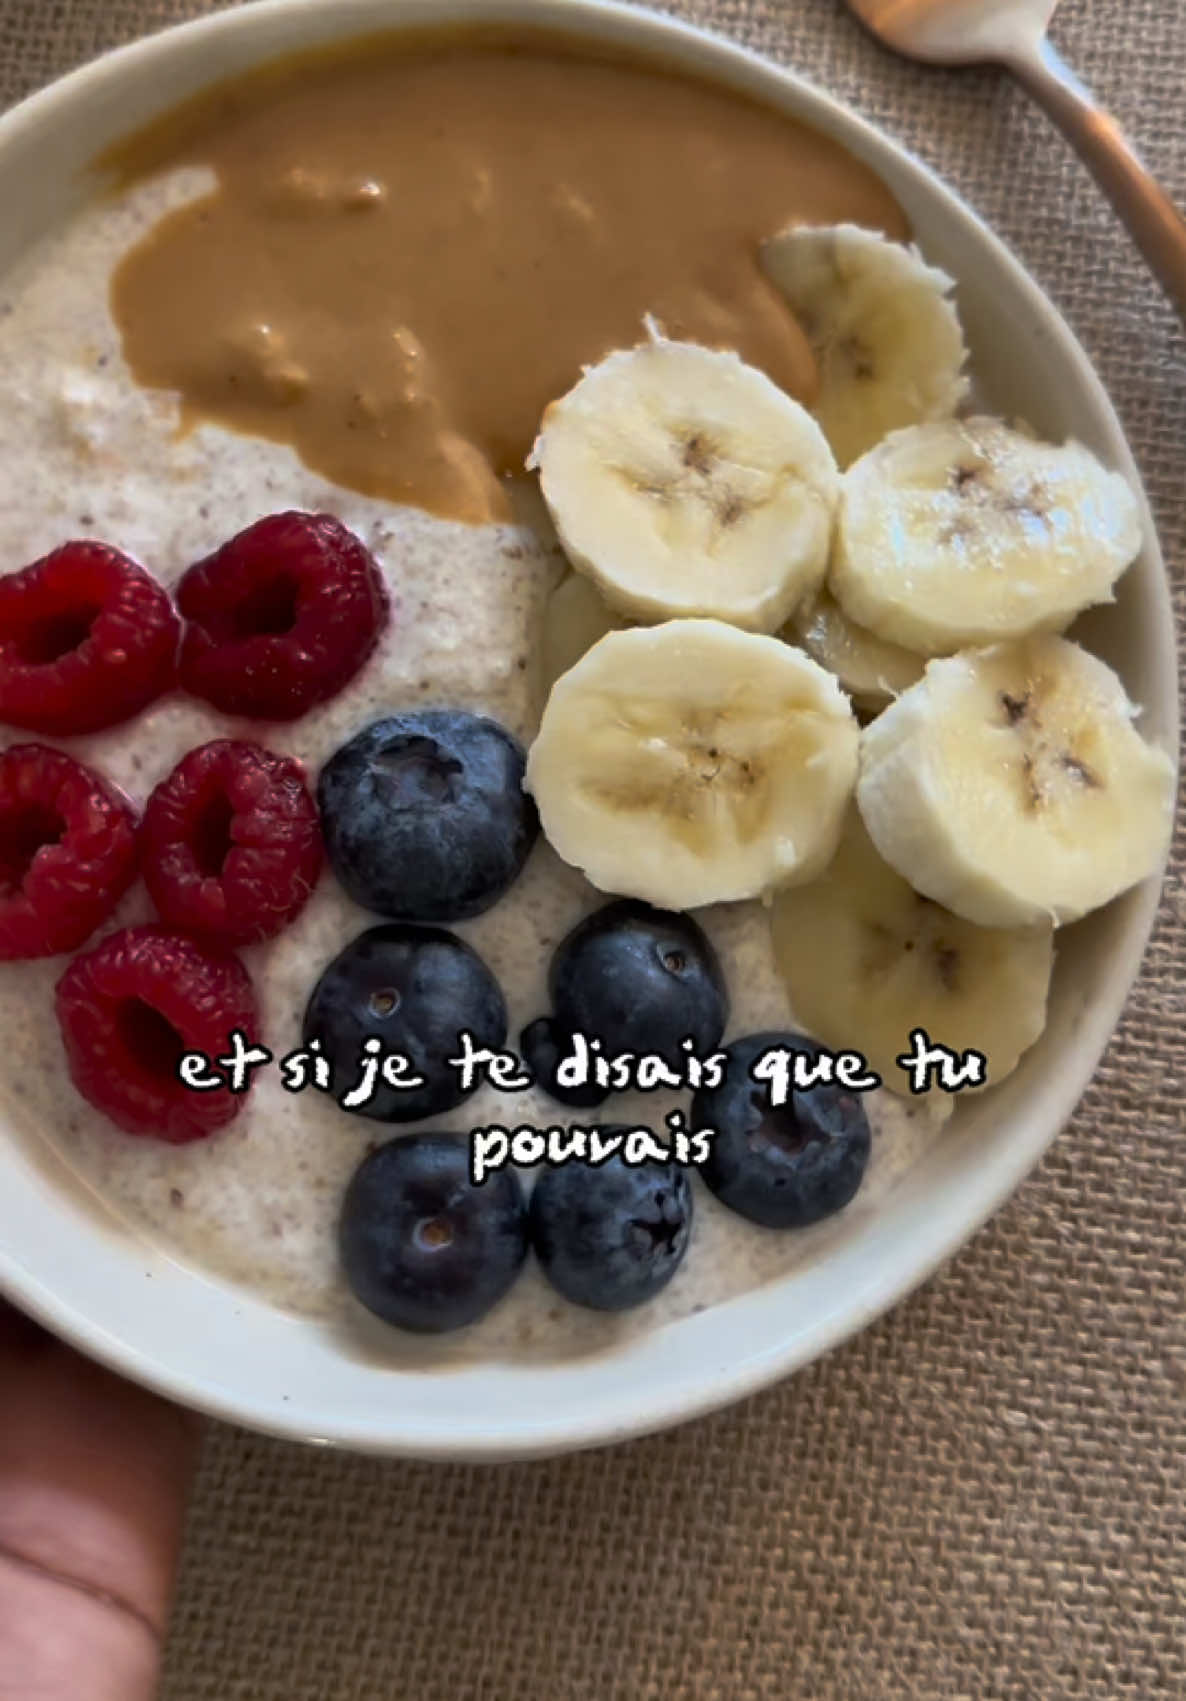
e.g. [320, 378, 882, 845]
[2, 1, 1184, 1696]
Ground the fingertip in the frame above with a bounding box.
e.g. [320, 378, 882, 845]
[0, 1297, 50, 1355]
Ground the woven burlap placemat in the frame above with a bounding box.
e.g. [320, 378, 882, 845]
[2, 1, 1183, 1695]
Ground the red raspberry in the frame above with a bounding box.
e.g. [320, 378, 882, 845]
[0, 541, 179, 736]
[143, 739, 322, 946]
[177, 512, 389, 721]
[0, 744, 138, 960]
[55, 925, 259, 1143]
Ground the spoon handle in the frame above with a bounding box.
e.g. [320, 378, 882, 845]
[1006, 36, 1186, 322]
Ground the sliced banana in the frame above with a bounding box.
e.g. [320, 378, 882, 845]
[832, 416, 1143, 655]
[525, 619, 859, 909]
[772, 809, 1054, 1091]
[527, 334, 839, 634]
[787, 587, 925, 715]
[858, 635, 1175, 929]
[761, 222, 969, 469]
[540, 573, 628, 700]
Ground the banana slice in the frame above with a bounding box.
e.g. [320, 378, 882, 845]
[761, 223, 969, 469]
[525, 619, 859, 909]
[832, 416, 1143, 655]
[772, 809, 1054, 1091]
[858, 635, 1175, 928]
[527, 334, 839, 634]
[540, 573, 628, 699]
[787, 587, 925, 715]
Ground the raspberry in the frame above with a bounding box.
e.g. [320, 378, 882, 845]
[0, 744, 138, 960]
[55, 925, 259, 1143]
[143, 739, 322, 945]
[0, 541, 179, 736]
[177, 512, 389, 721]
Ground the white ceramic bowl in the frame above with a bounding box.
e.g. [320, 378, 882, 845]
[0, 0, 1176, 1459]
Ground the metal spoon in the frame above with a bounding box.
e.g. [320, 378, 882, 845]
[845, 0, 1186, 320]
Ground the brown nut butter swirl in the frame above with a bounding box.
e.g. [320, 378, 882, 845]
[105, 31, 907, 523]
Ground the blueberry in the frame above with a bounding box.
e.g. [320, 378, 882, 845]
[519, 1015, 610, 1110]
[549, 900, 727, 1065]
[318, 711, 538, 923]
[303, 923, 506, 1122]
[340, 1133, 527, 1332]
[692, 1031, 871, 1229]
[530, 1147, 693, 1312]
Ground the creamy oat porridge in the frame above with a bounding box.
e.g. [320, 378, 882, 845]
[0, 34, 1168, 1355]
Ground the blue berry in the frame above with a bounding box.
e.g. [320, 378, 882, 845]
[519, 1015, 610, 1109]
[317, 711, 538, 923]
[549, 900, 727, 1064]
[692, 1031, 871, 1228]
[340, 1133, 527, 1332]
[303, 923, 506, 1122]
[530, 1148, 692, 1311]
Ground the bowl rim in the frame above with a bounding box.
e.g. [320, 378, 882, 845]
[0, 0, 1177, 1460]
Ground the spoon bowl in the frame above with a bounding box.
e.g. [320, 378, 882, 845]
[846, 0, 1057, 65]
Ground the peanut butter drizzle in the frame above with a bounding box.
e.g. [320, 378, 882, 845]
[106, 32, 907, 523]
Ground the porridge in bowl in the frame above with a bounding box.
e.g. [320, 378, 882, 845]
[0, 32, 1172, 1357]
